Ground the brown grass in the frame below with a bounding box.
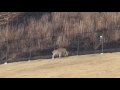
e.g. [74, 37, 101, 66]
[1, 12, 120, 61]
[0, 52, 120, 78]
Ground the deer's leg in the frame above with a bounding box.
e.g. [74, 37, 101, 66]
[59, 53, 61, 58]
[52, 54, 55, 59]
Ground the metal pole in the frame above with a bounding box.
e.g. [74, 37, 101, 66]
[52, 36, 55, 50]
[29, 40, 32, 62]
[77, 36, 80, 56]
[100, 36, 103, 54]
[5, 16, 9, 64]
[102, 37, 103, 54]
[54, 42, 55, 50]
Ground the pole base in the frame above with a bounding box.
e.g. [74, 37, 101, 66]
[4, 62, 7, 64]
[28, 60, 31, 62]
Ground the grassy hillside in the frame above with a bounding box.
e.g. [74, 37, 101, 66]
[1, 12, 120, 62]
[0, 52, 120, 78]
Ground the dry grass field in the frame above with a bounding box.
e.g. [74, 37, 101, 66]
[0, 52, 120, 78]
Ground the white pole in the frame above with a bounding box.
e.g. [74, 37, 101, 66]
[100, 35, 103, 54]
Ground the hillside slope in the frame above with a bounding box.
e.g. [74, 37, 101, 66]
[1, 12, 120, 63]
[0, 52, 120, 78]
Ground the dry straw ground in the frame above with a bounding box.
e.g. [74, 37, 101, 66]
[0, 52, 120, 78]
